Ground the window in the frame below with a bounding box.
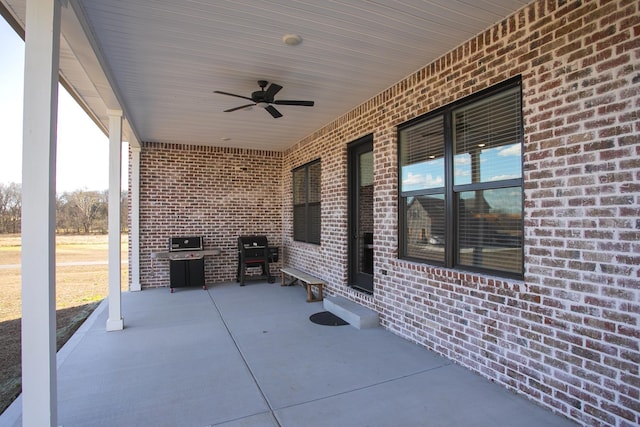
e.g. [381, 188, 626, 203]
[399, 79, 523, 277]
[293, 160, 321, 244]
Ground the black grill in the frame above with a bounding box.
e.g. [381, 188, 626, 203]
[236, 235, 277, 286]
[169, 236, 205, 292]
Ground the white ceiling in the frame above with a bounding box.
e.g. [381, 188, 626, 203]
[2, 0, 531, 151]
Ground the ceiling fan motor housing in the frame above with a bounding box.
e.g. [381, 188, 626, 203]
[252, 90, 271, 103]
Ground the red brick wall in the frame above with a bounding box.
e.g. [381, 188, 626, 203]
[136, 142, 283, 288]
[281, 1, 639, 425]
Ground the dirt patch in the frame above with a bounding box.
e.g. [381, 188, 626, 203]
[0, 233, 127, 415]
[0, 302, 101, 414]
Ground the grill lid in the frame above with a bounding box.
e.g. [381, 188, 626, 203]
[170, 236, 203, 252]
[238, 235, 268, 249]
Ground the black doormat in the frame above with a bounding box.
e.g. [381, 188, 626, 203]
[309, 311, 349, 326]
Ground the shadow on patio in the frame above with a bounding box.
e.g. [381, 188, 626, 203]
[1, 282, 578, 427]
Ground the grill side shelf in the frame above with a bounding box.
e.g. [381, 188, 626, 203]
[151, 248, 221, 260]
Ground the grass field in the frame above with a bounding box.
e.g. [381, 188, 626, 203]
[0, 234, 128, 415]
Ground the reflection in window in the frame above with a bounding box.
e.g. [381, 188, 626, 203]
[404, 195, 445, 263]
[454, 87, 522, 185]
[293, 160, 321, 244]
[457, 188, 522, 274]
[400, 115, 444, 192]
[398, 79, 523, 277]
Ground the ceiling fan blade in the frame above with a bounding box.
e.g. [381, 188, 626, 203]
[224, 103, 255, 112]
[274, 100, 314, 107]
[214, 90, 254, 102]
[265, 105, 283, 118]
[265, 83, 283, 99]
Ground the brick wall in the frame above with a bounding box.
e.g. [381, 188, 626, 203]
[136, 142, 283, 288]
[281, 1, 639, 426]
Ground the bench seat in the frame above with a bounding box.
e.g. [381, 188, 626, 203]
[281, 267, 324, 302]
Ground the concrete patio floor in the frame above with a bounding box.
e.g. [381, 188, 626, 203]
[1, 281, 578, 427]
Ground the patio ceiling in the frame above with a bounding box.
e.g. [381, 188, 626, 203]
[2, 0, 530, 151]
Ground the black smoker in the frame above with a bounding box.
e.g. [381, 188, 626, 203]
[169, 236, 205, 293]
[236, 235, 278, 286]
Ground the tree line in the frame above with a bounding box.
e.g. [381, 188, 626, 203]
[0, 182, 128, 234]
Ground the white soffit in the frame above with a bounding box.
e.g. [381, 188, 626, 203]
[2, 0, 531, 151]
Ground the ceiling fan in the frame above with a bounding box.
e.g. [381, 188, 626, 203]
[214, 80, 314, 118]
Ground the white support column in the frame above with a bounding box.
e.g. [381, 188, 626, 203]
[20, 0, 61, 425]
[130, 145, 142, 291]
[106, 109, 124, 331]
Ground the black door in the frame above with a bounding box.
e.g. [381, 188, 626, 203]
[348, 136, 374, 293]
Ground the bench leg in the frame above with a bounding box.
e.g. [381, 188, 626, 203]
[281, 271, 323, 302]
[306, 284, 323, 303]
[282, 274, 298, 287]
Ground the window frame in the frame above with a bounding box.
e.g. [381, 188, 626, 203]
[292, 159, 321, 245]
[398, 77, 524, 278]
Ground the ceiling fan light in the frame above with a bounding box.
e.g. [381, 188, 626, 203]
[256, 102, 269, 108]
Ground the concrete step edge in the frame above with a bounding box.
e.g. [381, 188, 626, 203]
[323, 295, 379, 329]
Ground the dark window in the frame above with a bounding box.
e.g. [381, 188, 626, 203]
[399, 79, 523, 277]
[293, 160, 321, 244]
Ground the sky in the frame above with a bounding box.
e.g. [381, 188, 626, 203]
[0, 17, 126, 193]
[401, 142, 522, 213]
[401, 143, 522, 192]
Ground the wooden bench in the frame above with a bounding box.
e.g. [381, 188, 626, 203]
[281, 267, 324, 303]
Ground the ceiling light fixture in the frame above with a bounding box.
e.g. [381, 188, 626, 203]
[282, 33, 302, 46]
